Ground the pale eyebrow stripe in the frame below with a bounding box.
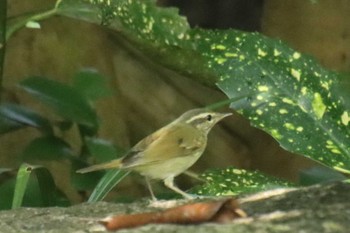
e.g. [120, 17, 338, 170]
[185, 113, 209, 124]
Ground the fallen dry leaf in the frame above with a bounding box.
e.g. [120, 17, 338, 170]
[100, 198, 246, 231]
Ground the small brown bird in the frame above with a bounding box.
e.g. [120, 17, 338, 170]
[77, 108, 231, 199]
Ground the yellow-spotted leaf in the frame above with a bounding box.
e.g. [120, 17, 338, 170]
[54, 0, 350, 172]
[211, 33, 350, 173]
[192, 167, 293, 196]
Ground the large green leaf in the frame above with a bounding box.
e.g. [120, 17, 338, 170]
[22, 136, 74, 161]
[20, 76, 98, 128]
[211, 32, 350, 174]
[53, 0, 350, 173]
[56, 0, 215, 85]
[72, 69, 113, 101]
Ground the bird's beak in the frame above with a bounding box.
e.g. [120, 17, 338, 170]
[217, 112, 232, 121]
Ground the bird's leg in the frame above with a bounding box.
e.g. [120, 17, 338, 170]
[164, 176, 194, 199]
[145, 177, 157, 201]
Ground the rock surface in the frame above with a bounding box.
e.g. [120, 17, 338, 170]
[0, 182, 349, 233]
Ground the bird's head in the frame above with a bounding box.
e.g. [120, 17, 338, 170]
[175, 108, 232, 133]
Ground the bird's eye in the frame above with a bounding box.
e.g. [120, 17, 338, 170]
[206, 114, 212, 121]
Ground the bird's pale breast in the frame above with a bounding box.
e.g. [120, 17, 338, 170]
[132, 151, 203, 180]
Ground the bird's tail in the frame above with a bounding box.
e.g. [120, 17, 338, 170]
[76, 159, 122, 173]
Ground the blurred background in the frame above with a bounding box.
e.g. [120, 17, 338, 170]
[1, 0, 349, 203]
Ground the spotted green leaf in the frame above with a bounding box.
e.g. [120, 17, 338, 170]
[192, 167, 293, 196]
[55, 0, 215, 85]
[212, 33, 350, 173]
[55, 0, 350, 173]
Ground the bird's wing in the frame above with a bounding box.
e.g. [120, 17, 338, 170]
[120, 125, 166, 166]
[121, 123, 205, 168]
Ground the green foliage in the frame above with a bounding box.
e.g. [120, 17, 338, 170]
[54, 0, 349, 175]
[0, 103, 53, 134]
[85, 137, 125, 163]
[12, 164, 31, 208]
[22, 136, 74, 161]
[20, 76, 99, 129]
[0, 164, 68, 210]
[87, 169, 130, 202]
[12, 164, 66, 208]
[70, 160, 104, 190]
[72, 137, 126, 191]
[0, 70, 120, 208]
[55, 0, 349, 196]
[214, 34, 350, 174]
[192, 167, 293, 196]
[1, 0, 349, 202]
[73, 68, 113, 101]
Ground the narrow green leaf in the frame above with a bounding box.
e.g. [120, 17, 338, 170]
[0, 103, 53, 134]
[19, 76, 98, 128]
[1, 177, 45, 210]
[192, 167, 293, 196]
[11, 164, 67, 209]
[12, 164, 32, 208]
[73, 69, 112, 101]
[88, 169, 130, 202]
[22, 136, 74, 161]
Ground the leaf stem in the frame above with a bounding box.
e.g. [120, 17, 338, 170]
[6, 8, 57, 41]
